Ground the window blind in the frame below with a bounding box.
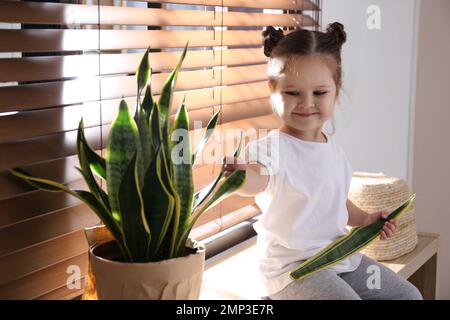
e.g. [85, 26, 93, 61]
[0, 0, 321, 299]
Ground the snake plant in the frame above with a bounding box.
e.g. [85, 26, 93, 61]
[10, 43, 246, 263]
[289, 193, 416, 281]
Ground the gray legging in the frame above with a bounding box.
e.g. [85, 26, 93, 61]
[266, 254, 423, 300]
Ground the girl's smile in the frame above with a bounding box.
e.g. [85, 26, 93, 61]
[292, 112, 320, 118]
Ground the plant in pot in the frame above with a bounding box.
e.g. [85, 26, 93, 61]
[10, 43, 247, 299]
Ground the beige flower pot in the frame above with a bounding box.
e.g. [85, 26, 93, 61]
[89, 239, 206, 300]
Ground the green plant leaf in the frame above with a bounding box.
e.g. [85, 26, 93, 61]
[74, 166, 110, 212]
[10, 168, 72, 192]
[175, 133, 246, 256]
[170, 100, 194, 257]
[136, 47, 150, 98]
[192, 171, 224, 213]
[192, 111, 220, 165]
[192, 130, 243, 213]
[233, 131, 244, 158]
[135, 106, 153, 173]
[192, 170, 246, 228]
[9, 168, 131, 261]
[157, 42, 189, 176]
[134, 50, 153, 173]
[150, 103, 162, 151]
[73, 189, 132, 262]
[158, 42, 188, 136]
[118, 153, 150, 262]
[176, 169, 246, 256]
[141, 85, 154, 122]
[106, 100, 143, 224]
[141, 146, 175, 261]
[158, 141, 180, 259]
[77, 121, 110, 211]
[289, 194, 417, 281]
[77, 118, 106, 180]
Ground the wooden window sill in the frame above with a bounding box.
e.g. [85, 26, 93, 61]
[200, 232, 440, 300]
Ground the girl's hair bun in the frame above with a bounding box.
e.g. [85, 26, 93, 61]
[262, 26, 285, 57]
[326, 22, 347, 45]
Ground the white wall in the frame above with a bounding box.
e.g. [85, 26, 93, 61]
[412, 0, 450, 300]
[322, 0, 418, 183]
[322, 0, 450, 299]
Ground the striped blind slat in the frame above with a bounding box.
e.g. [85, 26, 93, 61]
[0, 80, 270, 112]
[0, 2, 316, 27]
[0, 49, 268, 82]
[0, 0, 320, 299]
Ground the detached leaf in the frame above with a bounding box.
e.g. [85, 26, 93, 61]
[289, 194, 417, 281]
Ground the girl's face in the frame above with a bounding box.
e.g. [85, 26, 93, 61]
[268, 54, 339, 139]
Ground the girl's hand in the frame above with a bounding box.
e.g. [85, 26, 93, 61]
[222, 156, 247, 176]
[364, 210, 398, 240]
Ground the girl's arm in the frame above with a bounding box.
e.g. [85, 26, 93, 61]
[347, 198, 399, 239]
[223, 156, 270, 197]
[236, 162, 270, 197]
[346, 199, 371, 227]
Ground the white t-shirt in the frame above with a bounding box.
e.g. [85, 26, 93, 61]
[244, 129, 363, 297]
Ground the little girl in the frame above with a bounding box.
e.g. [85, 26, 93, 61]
[223, 23, 422, 300]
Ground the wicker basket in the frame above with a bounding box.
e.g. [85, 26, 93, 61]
[348, 172, 418, 261]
